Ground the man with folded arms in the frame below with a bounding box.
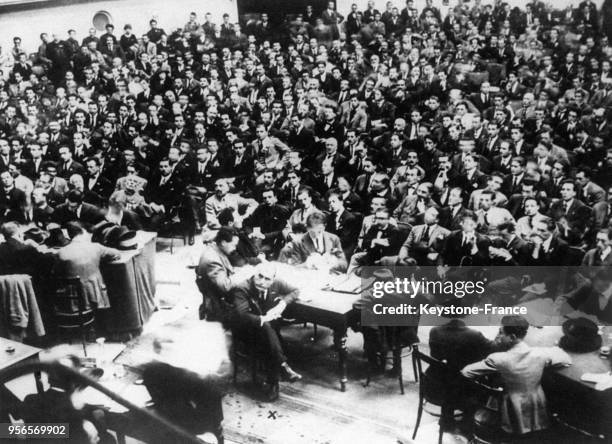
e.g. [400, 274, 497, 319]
[230, 262, 301, 401]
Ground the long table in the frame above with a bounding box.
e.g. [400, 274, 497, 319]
[100, 232, 157, 336]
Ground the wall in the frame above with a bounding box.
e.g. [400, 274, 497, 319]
[0, 0, 238, 53]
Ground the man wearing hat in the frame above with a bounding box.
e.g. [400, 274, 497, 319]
[462, 315, 571, 436]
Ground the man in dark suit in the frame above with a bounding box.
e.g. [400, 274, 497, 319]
[398, 207, 450, 265]
[547, 180, 593, 245]
[231, 262, 302, 401]
[326, 191, 361, 259]
[439, 187, 470, 231]
[441, 212, 491, 266]
[144, 158, 189, 232]
[244, 189, 290, 259]
[0, 171, 25, 222]
[348, 207, 404, 273]
[528, 217, 570, 267]
[0, 221, 54, 276]
[84, 157, 112, 207]
[52, 190, 105, 229]
[57, 146, 85, 180]
[427, 318, 496, 423]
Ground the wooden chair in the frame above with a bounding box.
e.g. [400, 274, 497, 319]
[465, 378, 505, 444]
[52, 277, 95, 356]
[411, 344, 462, 444]
[364, 326, 419, 394]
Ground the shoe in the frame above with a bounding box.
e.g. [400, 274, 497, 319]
[280, 363, 302, 382]
[188, 234, 195, 245]
[263, 382, 279, 402]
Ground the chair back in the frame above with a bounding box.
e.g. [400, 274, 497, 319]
[412, 344, 455, 406]
[412, 344, 449, 380]
[52, 276, 94, 329]
[465, 377, 506, 444]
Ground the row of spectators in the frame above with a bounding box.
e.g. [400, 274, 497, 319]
[0, 0, 611, 284]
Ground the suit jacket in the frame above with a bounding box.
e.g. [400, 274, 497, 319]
[527, 236, 570, 266]
[441, 230, 491, 266]
[280, 231, 347, 272]
[439, 205, 470, 231]
[580, 181, 606, 207]
[547, 199, 592, 244]
[57, 160, 85, 180]
[581, 247, 612, 266]
[340, 103, 368, 133]
[145, 173, 186, 210]
[0, 237, 54, 276]
[197, 243, 240, 321]
[462, 341, 571, 434]
[55, 238, 120, 309]
[393, 196, 438, 228]
[0, 187, 26, 220]
[399, 223, 449, 263]
[231, 276, 299, 329]
[325, 210, 361, 258]
[52, 202, 105, 229]
[84, 174, 113, 206]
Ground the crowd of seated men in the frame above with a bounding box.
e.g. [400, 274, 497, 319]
[0, 0, 609, 334]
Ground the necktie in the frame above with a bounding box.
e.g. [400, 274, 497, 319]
[315, 237, 322, 253]
[422, 225, 430, 242]
[564, 201, 570, 214]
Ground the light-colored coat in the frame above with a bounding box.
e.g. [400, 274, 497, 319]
[462, 341, 571, 434]
[55, 238, 120, 310]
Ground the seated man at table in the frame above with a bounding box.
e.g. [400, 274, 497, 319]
[427, 318, 496, 429]
[278, 211, 347, 273]
[461, 315, 571, 436]
[554, 269, 612, 324]
[197, 227, 241, 322]
[230, 262, 302, 402]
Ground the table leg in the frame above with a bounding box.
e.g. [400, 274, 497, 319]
[333, 329, 348, 392]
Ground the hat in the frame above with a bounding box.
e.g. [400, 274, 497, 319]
[91, 221, 116, 244]
[23, 227, 49, 245]
[117, 229, 138, 251]
[103, 225, 138, 250]
[559, 318, 602, 353]
[373, 268, 395, 282]
[45, 226, 70, 248]
[103, 225, 126, 248]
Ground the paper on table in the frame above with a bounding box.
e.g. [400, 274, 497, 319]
[76, 381, 151, 413]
